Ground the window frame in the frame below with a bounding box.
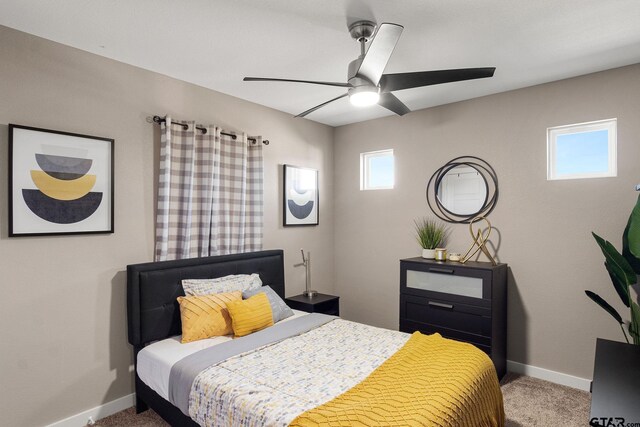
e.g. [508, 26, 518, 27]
[546, 118, 617, 181]
[360, 149, 394, 190]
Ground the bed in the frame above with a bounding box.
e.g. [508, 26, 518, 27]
[127, 249, 504, 426]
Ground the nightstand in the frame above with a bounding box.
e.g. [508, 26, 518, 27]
[285, 293, 340, 316]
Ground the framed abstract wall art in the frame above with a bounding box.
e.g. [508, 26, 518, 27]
[9, 124, 114, 237]
[283, 164, 318, 226]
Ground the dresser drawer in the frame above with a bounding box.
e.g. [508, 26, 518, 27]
[401, 319, 491, 349]
[400, 294, 492, 338]
[406, 268, 484, 298]
[400, 261, 493, 306]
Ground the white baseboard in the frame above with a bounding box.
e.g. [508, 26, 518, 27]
[46, 393, 135, 427]
[507, 360, 591, 391]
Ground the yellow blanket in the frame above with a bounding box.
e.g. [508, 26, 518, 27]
[290, 332, 504, 427]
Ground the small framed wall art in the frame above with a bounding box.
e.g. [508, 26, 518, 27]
[283, 164, 318, 226]
[9, 124, 114, 237]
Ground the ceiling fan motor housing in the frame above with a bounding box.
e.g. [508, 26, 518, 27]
[348, 20, 377, 42]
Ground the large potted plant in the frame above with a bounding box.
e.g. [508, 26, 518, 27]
[586, 194, 640, 345]
[414, 217, 449, 259]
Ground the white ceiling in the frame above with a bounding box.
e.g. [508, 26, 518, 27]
[2, 0, 640, 127]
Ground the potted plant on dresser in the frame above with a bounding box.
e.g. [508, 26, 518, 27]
[414, 217, 449, 259]
[586, 194, 640, 345]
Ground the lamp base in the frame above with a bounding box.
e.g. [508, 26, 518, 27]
[302, 290, 319, 298]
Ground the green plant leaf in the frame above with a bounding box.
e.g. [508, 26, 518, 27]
[593, 232, 637, 289]
[604, 262, 630, 307]
[414, 218, 449, 250]
[630, 291, 640, 345]
[623, 194, 640, 275]
[585, 290, 623, 324]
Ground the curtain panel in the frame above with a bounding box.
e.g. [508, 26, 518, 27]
[155, 117, 263, 261]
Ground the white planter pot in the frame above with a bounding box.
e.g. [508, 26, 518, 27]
[422, 249, 436, 259]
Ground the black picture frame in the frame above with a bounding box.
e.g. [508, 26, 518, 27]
[8, 124, 115, 237]
[283, 164, 319, 226]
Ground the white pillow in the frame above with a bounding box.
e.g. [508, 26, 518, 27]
[182, 274, 262, 296]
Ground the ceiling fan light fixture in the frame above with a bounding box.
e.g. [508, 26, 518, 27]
[349, 86, 380, 107]
[244, 20, 495, 119]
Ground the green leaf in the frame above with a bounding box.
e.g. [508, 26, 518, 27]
[593, 232, 637, 289]
[623, 194, 640, 275]
[414, 217, 449, 250]
[631, 299, 640, 345]
[585, 290, 624, 324]
[605, 262, 630, 307]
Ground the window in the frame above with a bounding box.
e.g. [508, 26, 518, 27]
[360, 149, 394, 190]
[547, 118, 617, 180]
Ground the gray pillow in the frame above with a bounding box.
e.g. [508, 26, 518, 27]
[243, 285, 294, 323]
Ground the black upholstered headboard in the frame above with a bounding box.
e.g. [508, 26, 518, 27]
[127, 250, 285, 350]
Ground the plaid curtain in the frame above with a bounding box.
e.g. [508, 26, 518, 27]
[155, 117, 264, 261]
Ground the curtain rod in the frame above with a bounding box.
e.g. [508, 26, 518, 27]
[149, 116, 269, 145]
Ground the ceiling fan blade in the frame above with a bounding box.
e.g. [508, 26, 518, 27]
[295, 93, 349, 118]
[355, 23, 404, 86]
[243, 77, 351, 88]
[380, 67, 495, 92]
[378, 92, 411, 116]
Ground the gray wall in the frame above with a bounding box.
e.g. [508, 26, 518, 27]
[0, 26, 334, 427]
[334, 63, 640, 380]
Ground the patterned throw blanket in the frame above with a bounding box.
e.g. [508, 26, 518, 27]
[290, 332, 504, 427]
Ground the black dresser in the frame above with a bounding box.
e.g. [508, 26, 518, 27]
[399, 257, 507, 378]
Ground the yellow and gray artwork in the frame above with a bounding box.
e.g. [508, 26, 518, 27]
[23, 148, 102, 223]
[284, 165, 318, 226]
[10, 125, 113, 236]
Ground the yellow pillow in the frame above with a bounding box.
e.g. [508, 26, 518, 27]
[177, 291, 242, 343]
[226, 292, 274, 337]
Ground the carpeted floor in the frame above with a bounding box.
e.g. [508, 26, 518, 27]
[92, 374, 590, 426]
[501, 374, 590, 426]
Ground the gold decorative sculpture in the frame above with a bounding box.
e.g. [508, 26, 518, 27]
[461, 216, 497, 265]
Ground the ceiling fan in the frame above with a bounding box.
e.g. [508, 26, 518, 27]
[244, 20, 496, 118]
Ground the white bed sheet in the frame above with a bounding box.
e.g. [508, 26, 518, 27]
[137, 309, 309, 401]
